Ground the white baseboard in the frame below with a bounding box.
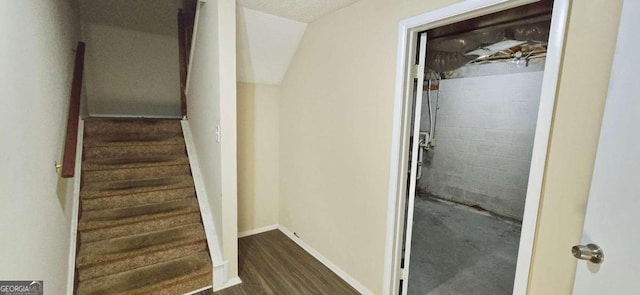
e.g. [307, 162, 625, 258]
[213, 277, 242, 292]
[277, 225, 374, 295]
[66, 119, 84, 295]
[238, 224, 279, 238]
[213, 260, 229, 289]
[181, 120, 228, 290]
[183, 285, 213, 295]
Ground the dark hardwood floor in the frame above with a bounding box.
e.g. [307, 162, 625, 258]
[196, 230, 359, 295]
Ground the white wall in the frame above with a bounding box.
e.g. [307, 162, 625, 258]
[188, 0, 221, 246]
[419, 71, 544, 220]
[236, 7, 306, 85]
[0, 0, 80, 294]
[218, 0, 239, 280]
[82, 23, 181, 117]
[529, 1, 623, 293]
[186, 0, 239, 281]
[237, 82, 280, 233]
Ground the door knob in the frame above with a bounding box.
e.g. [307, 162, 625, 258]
[571, 243, 604, 264]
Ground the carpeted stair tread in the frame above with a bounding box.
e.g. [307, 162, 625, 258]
[82, 154, 189, 171]
[82, 187, 196, 211]
[77, 242, 208, 281]
[79, 212, 202, 243]
[83, 134, 185, 148]
[84, 118, 182, 137]
[76, 252, 212, 295]
[80, 175, 194, 199]
[83, 144, 186, 160]
[82, 164, 191, 183]
[79, 198, 200, 231]
[75, 118, 211, 294]
[77, 223, 206, 268]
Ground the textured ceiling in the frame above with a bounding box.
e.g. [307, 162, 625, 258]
[236, 0, 361, 23]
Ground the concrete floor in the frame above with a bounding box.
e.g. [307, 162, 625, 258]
[407, 194, 522, 295]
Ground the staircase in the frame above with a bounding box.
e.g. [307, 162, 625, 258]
[75, 118, 212, 295]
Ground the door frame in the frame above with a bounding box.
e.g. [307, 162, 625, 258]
[382, 0, 570, 294]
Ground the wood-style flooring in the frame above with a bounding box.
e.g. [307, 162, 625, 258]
[196, 230, 359, 295]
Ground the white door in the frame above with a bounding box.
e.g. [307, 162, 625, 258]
[572, 1, 640, 294]
[401, 32, 428, 295]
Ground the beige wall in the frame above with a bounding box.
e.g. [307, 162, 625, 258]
[187, 0, 239, 281]
[279, 0, 450, 292]
[82, 23, 181, 117]
[0, 0, 81, 294]
[278, 0, 623, 293]
[237, 83, 280, 233]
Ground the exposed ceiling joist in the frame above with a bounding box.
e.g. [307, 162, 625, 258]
[427, 0, 553, 41]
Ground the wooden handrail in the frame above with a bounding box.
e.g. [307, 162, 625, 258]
[183, 0, 197, 56]
[178, 9, 188, 117]
[178, 0, 197, 117]
[61, 42, 85, 178]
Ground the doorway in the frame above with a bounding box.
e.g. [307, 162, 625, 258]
[384, 0, 570, 294]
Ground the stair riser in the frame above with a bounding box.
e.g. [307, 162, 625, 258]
[83, 145, 186, 161]
[76, 252, 212, 295]
[77, 224, 206, 266]
[82, 165, 192, 183]
[82, 156, 189, 171]
[81, 177, 195, 199]
[78, 242, 208, 281]
[82, 188, 195, 211]
[83, 136, 185, 148]
[138, 271, 212, 295]
[84, 119, 182, 137]
[79, 213, 202, 243]
[79, 198, 200, 230]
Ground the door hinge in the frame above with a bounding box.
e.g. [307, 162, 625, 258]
[402, 268, 409, 280]
[411, 64, 420, 79]
[411, 64, 425, 80]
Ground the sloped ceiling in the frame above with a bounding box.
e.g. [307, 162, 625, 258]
[237, 0, 360, 23]
[236, 0, 361, 85]
[236, 7, 307, 85]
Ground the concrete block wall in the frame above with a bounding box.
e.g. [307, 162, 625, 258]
[418, 71, 544, 220]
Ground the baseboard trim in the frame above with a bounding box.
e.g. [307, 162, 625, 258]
[213, 260, 229, 289]
[238, 224, 279, 238]
[213, 277, 242, 292]
[183, 285, 213, 295]
[277, 225, 374, 295]
[181, 120, 228, 290]
[66, 119, 84, 295]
